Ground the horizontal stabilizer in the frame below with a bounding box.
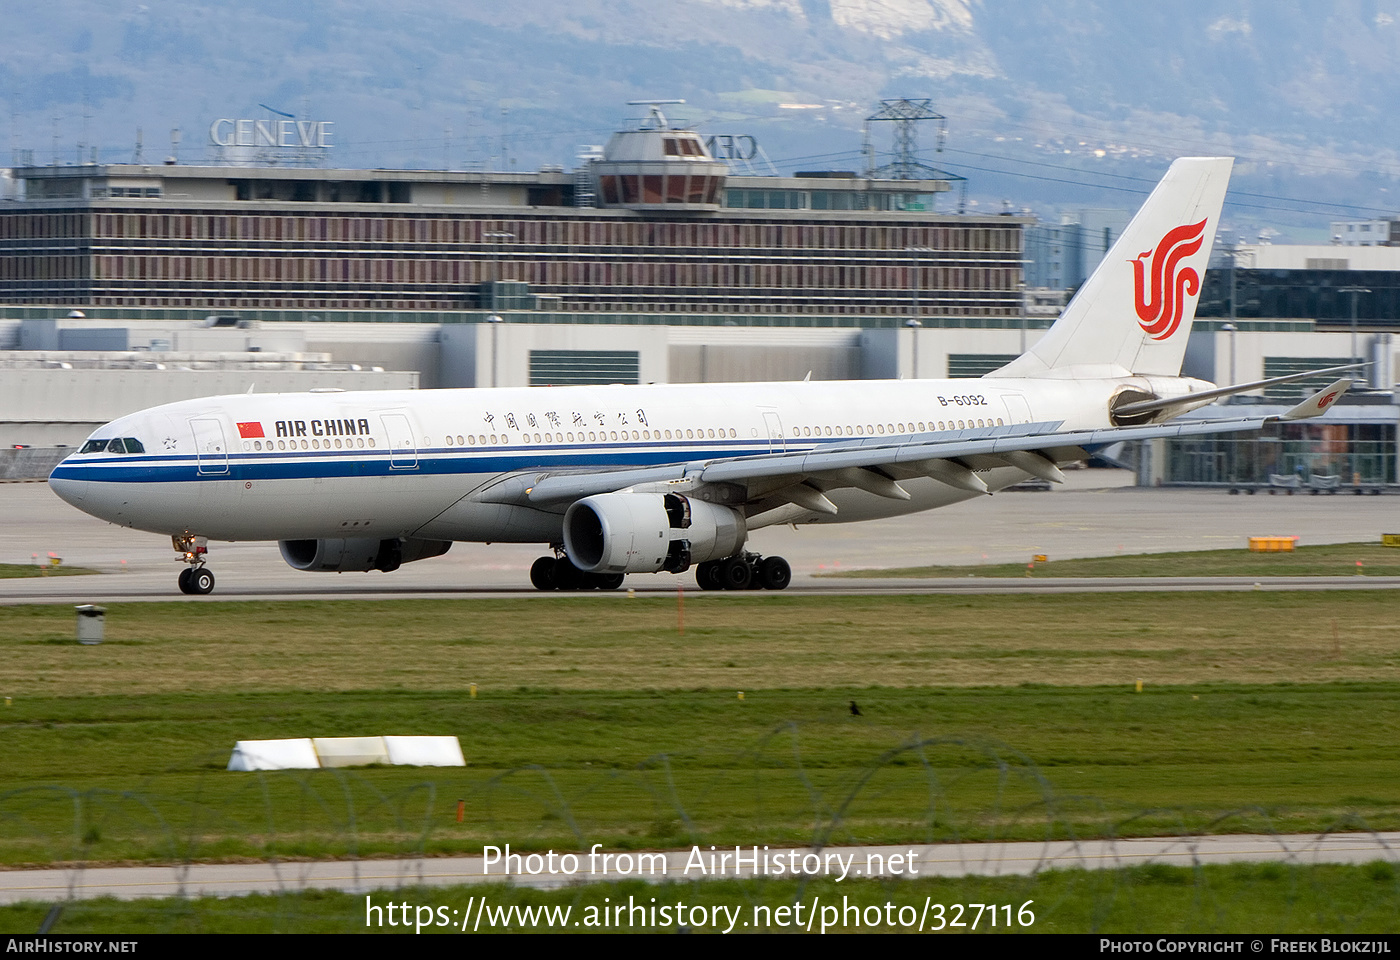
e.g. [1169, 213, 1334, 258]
[1281, 379, 1353, 420]
[1113, 363, 1366, 418]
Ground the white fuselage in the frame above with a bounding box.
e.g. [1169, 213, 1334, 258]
[48, 374, 1176, 545]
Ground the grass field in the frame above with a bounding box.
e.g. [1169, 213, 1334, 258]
[820, 541, 1400, 578]
[4, 863, 1398, 934]
[3, 592, 1397, 694]
[2, 594, 1399, 869]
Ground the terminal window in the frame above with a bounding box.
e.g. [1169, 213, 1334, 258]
[529, 350, 641, 386]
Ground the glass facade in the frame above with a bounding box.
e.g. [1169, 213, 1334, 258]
[0, 204, 1025, 316]
[1164, 421, 1397, 485]
[1199, 267, 1400, 327]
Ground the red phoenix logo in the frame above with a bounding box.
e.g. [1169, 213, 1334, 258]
[1131, 219, 1208, 341]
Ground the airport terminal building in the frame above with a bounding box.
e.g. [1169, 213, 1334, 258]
[1, 115, 1022, 320]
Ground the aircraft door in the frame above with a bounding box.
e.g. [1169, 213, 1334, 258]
[189, 418, 229, 476]
[1003, 394, 1033, 425]
[380, 413, 419, 470]
[761, 409, 786, 453]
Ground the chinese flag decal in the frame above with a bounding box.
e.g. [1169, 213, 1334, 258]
[236, 422, 265, 439]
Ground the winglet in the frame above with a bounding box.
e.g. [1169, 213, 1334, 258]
[1281, 378, 1352, 420]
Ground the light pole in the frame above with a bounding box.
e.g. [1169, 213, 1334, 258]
[483, 230, 515, 309]
[904, 317, 922, 378]
[1339, 285, 1369, 367]
[905, 246, 933, 379]
[1229, 237, 1245, 325]
[1221, 322, 1237, 387]
[488, 314, 504, 388]
[1018, 279, 1027, 354]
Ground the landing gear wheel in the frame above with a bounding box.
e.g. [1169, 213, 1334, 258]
[530, 556, 557, 591]
[757, 556, 792, 591]
[592, 572, 625, 591]
[552, 556, 583, 591]
[696, 560, 722, 591]
[189, 568, 215, 595]
[177, 568, 194, 594]
[718, 556, 753, 590]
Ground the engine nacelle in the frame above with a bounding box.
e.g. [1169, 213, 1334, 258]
[563, 492, 746, 575]
[279, 537, 451, 573]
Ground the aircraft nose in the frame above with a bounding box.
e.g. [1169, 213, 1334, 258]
[48, 461, 91, 507]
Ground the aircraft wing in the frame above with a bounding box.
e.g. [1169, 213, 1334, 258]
[510, 378, 1352, 516]
[518, 412, 1268, 505]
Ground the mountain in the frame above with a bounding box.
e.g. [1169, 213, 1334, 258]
[2, 1, 1397, 239]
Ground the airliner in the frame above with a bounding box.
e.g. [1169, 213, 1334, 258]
[48, 157, 1353, 594]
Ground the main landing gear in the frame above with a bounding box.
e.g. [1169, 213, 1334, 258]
[696, 552, 791, 591]
[527, 549, 792, 592]
[173, 534, 215, 595]
[529, 553, 625, 592]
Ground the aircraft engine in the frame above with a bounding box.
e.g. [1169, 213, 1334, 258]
[278, 537, 451, 573]
[563, 492, 746, 575]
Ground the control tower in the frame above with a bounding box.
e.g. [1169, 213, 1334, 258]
[592, 100, 727, 210]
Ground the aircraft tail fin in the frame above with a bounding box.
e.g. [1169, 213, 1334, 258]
[990, 157, 1233, 380]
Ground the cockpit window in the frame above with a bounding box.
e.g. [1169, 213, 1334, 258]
[85, 438, 145, 454]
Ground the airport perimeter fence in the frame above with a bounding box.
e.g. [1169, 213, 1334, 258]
[2, 730, 1397, 934]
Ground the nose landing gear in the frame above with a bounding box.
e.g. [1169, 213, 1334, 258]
[173, 534, 215, 595]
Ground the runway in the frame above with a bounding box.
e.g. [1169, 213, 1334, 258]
[3, 473, 1397, 603]
[1, 832, 1395, 903]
